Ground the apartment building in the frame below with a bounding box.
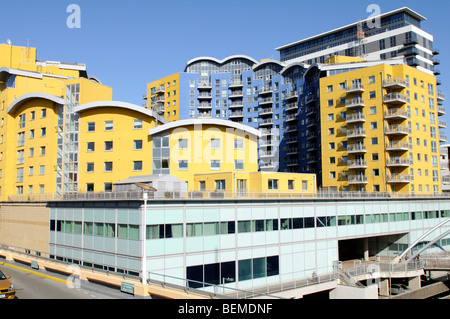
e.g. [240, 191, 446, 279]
[319, 60, 442, 194]
[0, 43, 113, 200]
[276, 7, 440, 78]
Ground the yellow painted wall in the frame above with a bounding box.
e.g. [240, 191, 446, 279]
[193, 171, 316, 194]
[161, 124, 259, 189]
[147, 73, 180, 122]
[78, 107, 157, 193]
[320, 63, 441, 194]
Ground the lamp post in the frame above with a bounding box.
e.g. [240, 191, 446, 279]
[135, 183, 157, 285]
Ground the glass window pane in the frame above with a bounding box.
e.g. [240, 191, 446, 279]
[147, 225, 160, 239]
[84, 222, 93, 235]
[94, 222, 104, 236]
[128, 225, 139, 240]
[238, 259, 252, 281]
[253, 258, 266, 279]
[266, 256, 279, 277]
[238, 221, 251, 233]
[118, 224, 128, 239]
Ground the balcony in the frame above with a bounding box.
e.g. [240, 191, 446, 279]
[385, 125, 410, 136]
[346, 83, 365, 94]
[286, 91, 298, 100]
[198, 93, 212, 99]
[230, 102, 244, 108]
[260, 86, 273, 95]
[345, 98, 365, 109]
[347, 159, 368, 169]
[348, 175, 368, 185]
[287, 148, 299, 155]
[434, 59, 440, 66]
[260, 108, 273, 116]
[434, 69, 441, 76]
[153, 96, 165, 104]
[305, 95, 316, 104]
[261, 129, 273, 136]
[287, 126, 298, 133]
[440, 133, 448, 143]
[345, 113, 366, 124]
[383, 78, 406, 90]
[198, 82, 212, 89]
[438, 106, 446, 116]
[287, 137, 298, 144]
[198, 112, 212, 119]
[260, 97, 273, 105]
[347, 144, 367, 154]
[229, 111, 244, 118]
[260, 151, 274, 158]
[153, 105, 165, 114]
[287, 160, 299, 167]
[286, 114, 297, 122]
[260, 118, 274, 126]
[384, 109, 408, 120]
[198, 103, 212, 109]
[285, 102, 298, 111]
[154, 86, 166, 94]
[400, 47, 419, 57]
[384, 93, 407, 105]
[403, 35, 418, 46]
[437, 91, 445, 101]
[387, 174, 412, 184]
[229, 80, 243, 88]
[439, 120, 447, 129]
[347, 128, 366, 139]
[386, 142, 410, 152]
[386, 157, 412, 167]
[229, 91, 243, 98]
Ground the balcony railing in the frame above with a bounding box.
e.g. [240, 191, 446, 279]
[383, 77, 406, 89]
[345, 113, 366, 123]
[386, 142, 410, 151]
[385, 125, 410, 135]
[387, 157, 412, 167]
[347, 159, 368, 169]
[387, 174, 412, 183]
[384, 93, 407, 105]
[345, 98, 365, 108]
[347, 144, 367, 154]
[348, 175, 368, 184]
[347, 128, 366, 138]
[346, 83, 365, 94]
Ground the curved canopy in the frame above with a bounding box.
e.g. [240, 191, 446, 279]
[148, 118, 262, 138]
[75, 101, 167, 124]
[7, 92, 65, 115]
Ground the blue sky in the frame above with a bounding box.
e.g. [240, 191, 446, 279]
[2, 0, 449, 137]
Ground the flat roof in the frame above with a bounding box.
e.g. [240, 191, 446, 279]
[275, 7, 427, 51]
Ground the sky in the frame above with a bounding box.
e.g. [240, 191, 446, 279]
[1, 0, 450, 137]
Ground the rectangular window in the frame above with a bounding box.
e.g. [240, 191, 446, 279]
[87, 142, 95, 152]
[215, 180, 226, 190]
[178, 160, 188, 170]
[104, 162, 113, 172]
[234, 160, 244, 170]
[133, 119, 143, 129]
[105, 121, 113, 131]
[211, 160, 220, 170]
[211, 139, 220, 149]
[87, 163, 94, 172]
[87, 122, 95, 132]
[104, 141, 113, 151]
[133, 161, 143, 171]
[133, 140, 143, 150]
[178, 139, 188, 149]
[268, 179, 279, 190]
[234, 139, 244, 149]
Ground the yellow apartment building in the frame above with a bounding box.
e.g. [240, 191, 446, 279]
[319, 60, 442, 194]
[146, 73, 181, 122]
[193, 171, 316, 196]
[147, 119, 260, 190]
[75, 101, 166, 192]
[0, 43, 113, 200]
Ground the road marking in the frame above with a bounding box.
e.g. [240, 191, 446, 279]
[0, 262, 73, 286]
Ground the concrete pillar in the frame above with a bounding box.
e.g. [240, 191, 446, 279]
[364, 238, 369, 261]
[379, 278, 389, 296]
[409, 275, 421, 290]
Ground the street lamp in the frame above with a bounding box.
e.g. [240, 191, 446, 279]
[135, 183, 157, 285]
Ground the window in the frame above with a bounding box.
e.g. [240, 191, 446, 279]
[211, 160, 220, 170]
[327, 85, 333, 92]
[178, 160, 188, 170]
[40, 146, 46, 156]
[328, 99, 334, 107]
[39, 165, 45, 175]
[234, 139, 244, 149]
[178, 139, 188, 149]
[234, 160, 244, 170]
[40, 127, 46, 137]
[104, 162, 113, 172]
[368, 76, 375, 84]
[87, 122, 95, 132]
[369, 91, 376, 99]
[302, 180, 308, 191]
[268, 179, 278, 190]
[288, 180, 294, 190]
[86, 163, 94, 172]
[41, 109, 47, 118]
[211, 138, 220, 149]
[133, 119, 143, 130]
[105, 141, 113, 151]
[87, 142, 95, 152]
[105, 121, 113, 131]
[370, 106, 376, 114]
[371, 137, 378, 145]
[215, 180, 226, 190]
[133, 140, 143, 150]
[133, 161, 143, 171]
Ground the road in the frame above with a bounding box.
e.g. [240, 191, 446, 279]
[0, 262, 137, 299]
